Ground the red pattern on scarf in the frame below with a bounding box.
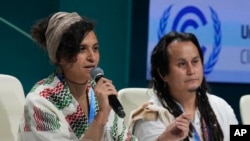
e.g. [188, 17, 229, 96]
[65, 105, 84, 123]
[40, 82, 64, 98]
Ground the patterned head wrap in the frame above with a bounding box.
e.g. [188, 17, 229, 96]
[45, 12, 82, 64]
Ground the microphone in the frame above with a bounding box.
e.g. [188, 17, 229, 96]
[90, 67, 126, 118]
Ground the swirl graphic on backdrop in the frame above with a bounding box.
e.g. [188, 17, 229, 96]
[158, 5, 221, 75]
[0, 17, 33, 41]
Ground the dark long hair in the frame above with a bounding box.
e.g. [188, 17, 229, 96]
[150, 31, 223, 141]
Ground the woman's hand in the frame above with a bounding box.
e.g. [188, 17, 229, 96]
[93, 77, 117, 124]
[158, 113, 191, 141]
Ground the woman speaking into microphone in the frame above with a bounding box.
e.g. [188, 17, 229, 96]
[17, 11, 137, 141]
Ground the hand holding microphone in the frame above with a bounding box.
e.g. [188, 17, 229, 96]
[90, 67, 125, 118]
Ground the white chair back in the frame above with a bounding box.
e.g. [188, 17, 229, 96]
[118, 88, 153, 125]
[0, 74, 25, 141]
[240, 94, 250, 124]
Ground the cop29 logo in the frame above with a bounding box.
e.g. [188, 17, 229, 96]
[158, 5, 221, 75]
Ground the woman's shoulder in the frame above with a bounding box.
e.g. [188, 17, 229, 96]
[206, 93, 237, 117]
[25, 73, 62, 103]
[207, 93, 230, 106]
[206, 93, 239, 127]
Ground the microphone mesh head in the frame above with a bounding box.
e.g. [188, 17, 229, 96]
[90, 67, 104, 80]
